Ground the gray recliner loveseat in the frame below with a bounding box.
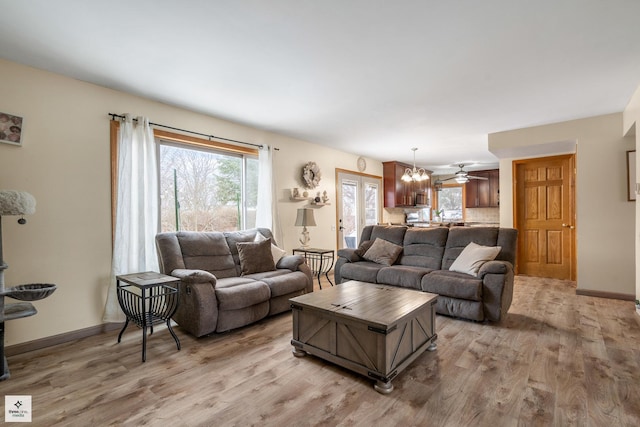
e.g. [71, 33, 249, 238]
[156, 228, 313, 337]
[335, 225, 517, 321]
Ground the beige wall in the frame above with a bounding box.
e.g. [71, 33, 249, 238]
[489, 113, 635, 295]
[623, 84, 640, 305]
[0, 59, 382, 346]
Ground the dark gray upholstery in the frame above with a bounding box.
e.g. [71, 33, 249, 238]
[156, 229, 313, 337]
[336, 225, 518, 321]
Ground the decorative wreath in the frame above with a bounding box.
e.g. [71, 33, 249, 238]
[302, 161, 322, 189]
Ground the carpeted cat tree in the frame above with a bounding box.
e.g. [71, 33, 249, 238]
[0, 190, 56, 381]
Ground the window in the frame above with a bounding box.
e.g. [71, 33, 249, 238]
[436, 185, 464, 221]
[158, 141, 258, 232]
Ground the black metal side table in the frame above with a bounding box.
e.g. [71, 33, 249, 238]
[116, 272, 180, 362]
[292, 248, 334, 289]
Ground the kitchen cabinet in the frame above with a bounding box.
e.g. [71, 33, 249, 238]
[489, 169, 499, 207]
[383, 161, 431, 208]
[465, 169, 499, 207]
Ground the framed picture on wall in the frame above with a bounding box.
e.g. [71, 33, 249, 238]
[627, 150, 636, 201]
[0, 112, 23, 146]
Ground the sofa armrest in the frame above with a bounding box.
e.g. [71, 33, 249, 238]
[479, 260, 515, 321]
[337, 248, 361, 263]
[169, 269, 219, 337]
[276, 255, 313, 293]
[276, 254, 305, 271]
[170, 268, 217, 285]
[478, 260, 512, 278]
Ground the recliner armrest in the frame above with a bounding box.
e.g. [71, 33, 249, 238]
[337, 248, 360, 263]
[276, 254, 305, 271]
[170, 268, 217, 285]
[478, 260, 512, 278]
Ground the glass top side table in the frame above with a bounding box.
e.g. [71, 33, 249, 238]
[292, 248, 334, 290]
[116, 271, 180, 362]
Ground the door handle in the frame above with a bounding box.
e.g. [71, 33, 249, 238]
[562, 223, 575, 229]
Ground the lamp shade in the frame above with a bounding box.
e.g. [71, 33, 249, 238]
[0, 190, 36, 216]
[295, 208, 316, 227]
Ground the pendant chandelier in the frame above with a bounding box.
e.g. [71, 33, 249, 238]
[401, 148, 429, 182]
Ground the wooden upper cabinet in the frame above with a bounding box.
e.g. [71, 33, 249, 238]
[383, 161, 431, 208]
[489, 169, 500, 207]
[465, 169, 499, 208]
[465, 178, 480, 208]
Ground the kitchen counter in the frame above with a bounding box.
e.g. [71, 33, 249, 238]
[401, 222, 500, 228]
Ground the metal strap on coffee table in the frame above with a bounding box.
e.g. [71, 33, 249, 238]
[116, 272, 180, 362]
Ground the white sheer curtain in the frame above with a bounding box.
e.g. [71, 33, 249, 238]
[103, 115, 159, 322]
[256, 145, 282, 246]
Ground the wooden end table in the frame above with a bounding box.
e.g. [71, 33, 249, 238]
[116, 272, 181, 362]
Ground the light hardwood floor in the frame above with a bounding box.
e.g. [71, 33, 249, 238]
[3, 275, 640, 426]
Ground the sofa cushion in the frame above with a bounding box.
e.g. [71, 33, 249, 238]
[449, 242, 501, 276]
[362, 238, 403, 266]
[259, 271, 309, 297]
[442, 227, 500, 270]
[421, 270, 483, 301]
[214, 278, 271, 310]
[175, 232, 237, 278]
[377, 265, 433, 290]
[254, 232, 287, 264]
[354, 239, 374, 258]
[399, 227, 448, 269]
[236, 239, 276, 275]
[370, 225, 407, 246]
[340, 261, 384, 283]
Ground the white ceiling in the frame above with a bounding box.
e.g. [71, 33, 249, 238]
[1, 0, 640, 173]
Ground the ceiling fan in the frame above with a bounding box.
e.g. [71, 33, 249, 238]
[440, 164, 489, 184]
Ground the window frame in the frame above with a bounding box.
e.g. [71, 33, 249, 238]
[110, 121, 259, 238]
[433, 182, 466, 221]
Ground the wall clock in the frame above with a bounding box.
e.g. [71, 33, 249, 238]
[357, 156, 366, 172]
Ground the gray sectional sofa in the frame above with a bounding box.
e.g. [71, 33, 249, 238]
[156, 228, 312, 337]
[335, 225, 518, 321]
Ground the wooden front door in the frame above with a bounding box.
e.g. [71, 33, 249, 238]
[514, 154, 576, 280]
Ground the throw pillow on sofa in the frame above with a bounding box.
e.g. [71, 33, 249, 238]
[254, 232, 287, 264]
[449, 242, 501, 277]
[362, 238, 403, 266]
[354, 239, 374, 258]
[237, 238, 277, 275]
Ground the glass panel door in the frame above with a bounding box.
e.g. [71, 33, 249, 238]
[340, 179, 358, 248]
[337, 171, 382, 249]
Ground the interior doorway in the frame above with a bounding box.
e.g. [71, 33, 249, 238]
[336, 169, 382, 250]
[513, 154, 576, 280]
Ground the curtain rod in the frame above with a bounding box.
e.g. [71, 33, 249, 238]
[108, 113, 267, 149]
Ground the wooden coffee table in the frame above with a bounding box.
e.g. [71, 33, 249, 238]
[289, 280, 438, 394]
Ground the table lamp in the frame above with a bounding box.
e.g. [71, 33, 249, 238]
[295, 208, 316, 248]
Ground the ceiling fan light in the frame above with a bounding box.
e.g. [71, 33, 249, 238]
[455, 176, 468, 184]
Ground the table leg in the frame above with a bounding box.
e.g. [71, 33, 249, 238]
[141, 288, 147, 363]
[167, 320, 181, 351]
[142, 324, 147, 362]
[319, 256, 325, 289]
[374, 380, 394, 394]
[324, 270, 334, 286]
[117, 319, 130, 343]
